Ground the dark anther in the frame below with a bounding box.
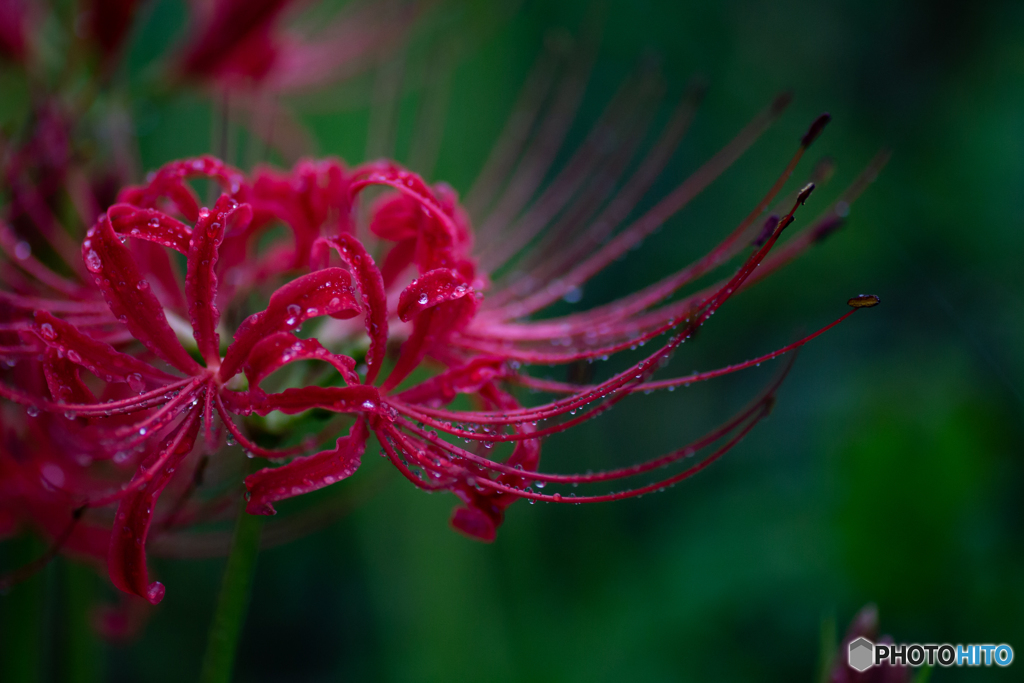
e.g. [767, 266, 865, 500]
[847, 294, 880, 308]
[801, 113, 831, 147]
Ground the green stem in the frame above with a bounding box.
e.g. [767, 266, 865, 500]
[0, 536, 45, 683]
[62, 559, 103, 683]
[199, 505, 263, 683]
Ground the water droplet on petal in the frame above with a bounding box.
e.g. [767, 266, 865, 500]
[126, 373, 145, 393]
[84, 249, 102, 273]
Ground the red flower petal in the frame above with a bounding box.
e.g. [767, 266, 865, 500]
[395, 357, 510, 405]
[220, 267, 359, 380]
[42, 349, 95, 404]
[32, 311, 178, 385]
[185, 197, 240, 365]
[316, 234, 388, 383]
[249, 384, 383, 417]
[243, 332, 358, 390]
[397, 268, 471, 322]
[450, 505, 497, 543]
[118, 156, 248, 222]
[107, 204, 192, 254]
[383, 293, 479, 393]
[107, 411, 200, 604]
[369, 192, 422, 242]
[244, 419, 368, 515]
[84, 215, 202, 375]
[178, 0, 292, 82]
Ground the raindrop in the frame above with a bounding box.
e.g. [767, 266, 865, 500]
[27, 405, 40, 417]
[126, 373, 145, 393]
[14, 241, 30, 260]
[418, 293, 429, 305]
[39, 323, 57, 341]
[84, 249, 102, 273]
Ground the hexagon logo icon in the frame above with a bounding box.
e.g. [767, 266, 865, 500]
[848, 637, 875, 672]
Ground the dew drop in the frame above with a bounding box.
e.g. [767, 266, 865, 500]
[126, 373, 145, 393]
[84, 249, 102, 273]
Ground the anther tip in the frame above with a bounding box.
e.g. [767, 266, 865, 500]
[801, 113, 831, 147]
[847, 294, 880, 308]
[796, 182, 816, 205]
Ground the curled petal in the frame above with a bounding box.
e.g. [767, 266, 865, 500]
[107, 205, 192, 254]
[220, 268, 359, 380]
[244, 420, 368, 515]
[108, 412, 200, 604]
[118, 156, 248, 221]
[244, 332, 358, 389]
[185, 197, 237, 364]
[250, 385, 384, 417]
[42, 350, 95, 404]
[383, 286, 478, 392]
[450, 505, 498, 543]
[352, 165, 474, 277]
[316, 234, 388, 383]
[397, 268, 471, 322]
[84, 215, 202, 375]
[396, 357, 510, 405]
[32, 311, 177, 384]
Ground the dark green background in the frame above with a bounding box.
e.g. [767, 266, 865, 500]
[2, 0, 1022, 680]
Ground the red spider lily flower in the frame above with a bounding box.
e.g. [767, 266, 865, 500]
[176, 0, 419, 92]
[1, 88, 881, 605]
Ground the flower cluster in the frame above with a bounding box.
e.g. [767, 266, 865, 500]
[2, 115, 880, 605]
[0, 0, 882, 613]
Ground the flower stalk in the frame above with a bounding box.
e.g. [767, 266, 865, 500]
[199, 503, 264, 683]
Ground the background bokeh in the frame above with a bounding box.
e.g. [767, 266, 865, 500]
[2, 0, 1023, 681]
